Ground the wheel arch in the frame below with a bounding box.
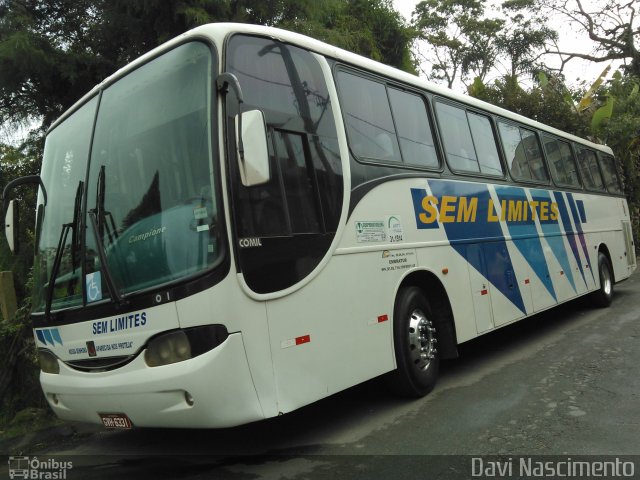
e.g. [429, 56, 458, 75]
[397, 269, 458, 359]
[597, 242, 615, 282]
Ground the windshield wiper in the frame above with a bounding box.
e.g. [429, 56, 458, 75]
[95, 165, 118, 244]
[89, 165, 123, 305]
[45, 181, 83, 319]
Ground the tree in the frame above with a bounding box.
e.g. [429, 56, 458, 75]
[594, 73, 640, 213]
[541, 0, 640, 76]
[276, 0, 416, 73]
[468, 73, 590, 136]
[494, 0, 557, 79]
[0, 0, 416, 137]
[412, 0, 556, 89]
[413, 0, 504, 88]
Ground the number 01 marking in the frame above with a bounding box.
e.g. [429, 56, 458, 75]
[155, 292, 171, 303]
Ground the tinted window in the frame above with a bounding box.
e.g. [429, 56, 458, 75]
[599, 153, 623, 194]
[576, 148, 605, 190]
[522, 130, 548, 181]
[498, 122, 548, 182]
[227, 35, 343, 293]
[435, 102, 503, 175]
[338, 71, 401, 162]
[388, 88, 438, 168]
[542, 136, 580, 187]
[274, 131, 321, 233]
[228, 36, 342, 237]
[468, 112, 503, 175]
[435, 102, 479, 172]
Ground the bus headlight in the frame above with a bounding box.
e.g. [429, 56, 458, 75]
[144, 331, 192, 367]
[144, 325, 229, 368]
[38, 349, 60, 374]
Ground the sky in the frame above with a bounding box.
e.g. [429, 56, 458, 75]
[392, 0, 623, 91]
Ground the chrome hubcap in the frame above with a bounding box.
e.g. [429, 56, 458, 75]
[408, 309, 437, 371]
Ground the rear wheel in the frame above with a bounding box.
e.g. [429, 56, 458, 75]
[591, 252, 614, 308]
[386, 286, 439, 397]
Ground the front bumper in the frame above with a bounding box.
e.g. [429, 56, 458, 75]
[40, 333, 264, 428]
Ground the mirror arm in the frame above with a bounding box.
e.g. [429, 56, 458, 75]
[216, 72, 246, 161]
[2, 175, 48, 216]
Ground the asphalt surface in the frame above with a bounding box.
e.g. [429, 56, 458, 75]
[2, 271, 639, 479]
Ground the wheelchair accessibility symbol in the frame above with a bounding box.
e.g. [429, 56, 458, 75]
[86, 272, 103, 302]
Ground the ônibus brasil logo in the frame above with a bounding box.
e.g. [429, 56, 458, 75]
[8, 456, 73, 479]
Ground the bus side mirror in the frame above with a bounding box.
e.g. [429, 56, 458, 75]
[235, 110, 270, 187]
[5, 200, 19, 254]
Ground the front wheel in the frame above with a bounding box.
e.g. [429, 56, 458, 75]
[386, 286, 440, 397]
[591, 252, 614, 308]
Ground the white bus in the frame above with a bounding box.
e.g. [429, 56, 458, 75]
[3, 23, 636, 429]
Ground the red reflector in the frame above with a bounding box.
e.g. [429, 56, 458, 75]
[524, 279, 530, 285]
[480, 289, 488, 295]
[560, 270, 564, 275]
[295, 335, 310, 346]
[378, 314, 389, 323]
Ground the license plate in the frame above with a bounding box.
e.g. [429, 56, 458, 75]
[98, 413, 133, 429]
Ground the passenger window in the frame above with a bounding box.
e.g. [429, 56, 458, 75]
[498, 122, 548, 182]
[337, 71, 401, 162]
[435, 102, 479, 173]
[576, 148, 605, 191]
[468, 112, 503, 176]
[387, 88, 438, 168]
[521, 130, 547, 181]
[435, 102, 503, 175]
[599, 153, 623, 194]
[542, 136, 580, 187]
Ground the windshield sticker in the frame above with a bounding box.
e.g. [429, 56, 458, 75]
[128, 226, 167, 244]
[355, 221, 386, 243]
[193, 206, 208, 220]
[386, 216, 404, 243]
[85, 272, 102, 302]
[92, 312, 147, 335]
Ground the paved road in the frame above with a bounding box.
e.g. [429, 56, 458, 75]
[3, 273, 639, 479]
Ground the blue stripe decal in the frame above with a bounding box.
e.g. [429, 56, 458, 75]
[42, 329, 54, 347]
[566, 193, 595, 282]
[36, 329, 46, 345]
[410, 188, 439, 229]
[51, 328, 63, 346]
[496, 186, 556, 301]
[428, 180, 526, 314]
[553, 191, 586, 287]
[530, 189, 576, 293]
[576, 200, 587, 223]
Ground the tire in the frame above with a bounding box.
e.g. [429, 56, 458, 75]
[591, 252, 614, 308]
[385, 286, 440, 397]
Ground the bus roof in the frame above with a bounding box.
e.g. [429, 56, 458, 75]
[51, 22, 613, 156]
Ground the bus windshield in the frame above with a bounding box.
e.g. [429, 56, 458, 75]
[33, 41, 219, 313]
